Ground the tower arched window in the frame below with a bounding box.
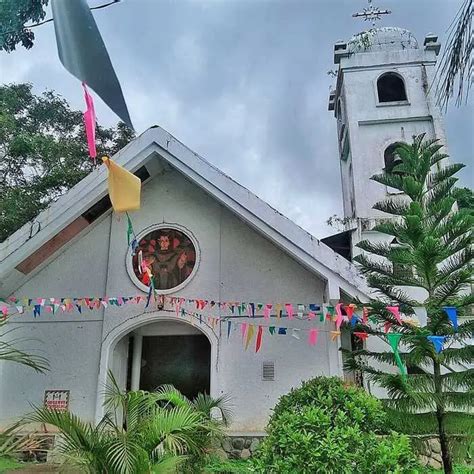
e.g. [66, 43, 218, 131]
[384, 142, 405, 174]
[377, 73, 407, 102]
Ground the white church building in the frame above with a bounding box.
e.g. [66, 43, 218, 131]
[0, 25, 445, 434]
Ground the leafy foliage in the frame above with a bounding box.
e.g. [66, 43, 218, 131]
[344, 135, 473, 474]
[434, 0, 472, 109]
[0, 317, 48, 372]
[251, 377, 419, 474]
[26, 373, 231, 473]
[0, 0, 48, 52]
[0, 83, 135, 242]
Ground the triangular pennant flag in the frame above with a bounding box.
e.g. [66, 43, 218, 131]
[126, 213, 135, 247]
[297, 304, 305, 318]
[278, 327, 287, 335]
[275, 303, 282, 319]
[353, 331, 369, 341]
[427, 335, 447, 354]
[351, 314, 360, 328]
[330, 330, 341, 341]
[362, 306, 369, 324]
[263, 304, 272, 320]
[308, 311, 315, 320]
[443, 306, 458, 331]
[387, 305, 402, 325]
[335, 303, 344, 330]
[33, 304, 41, 317]
[285, 303, 294, 320]
[255, 326, 263, 353]
[345, 304, 356, 320]
[241, 323, 248, 341]
[384, 321, 392, 334]
[308, 328, 318, 346]
[269, 326, 276, 335]
[249, 303, 255, 318]
[102, 157, 141, 212]
[292, 328, 301, 339]
[387, 333, 407, 378]
[245, 324, 255, 350]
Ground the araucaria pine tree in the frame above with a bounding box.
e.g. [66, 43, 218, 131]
[344, 134, 473, 474]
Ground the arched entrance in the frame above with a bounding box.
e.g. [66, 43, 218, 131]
[98, 316, 217, 420]
[113, 320, 211, 399]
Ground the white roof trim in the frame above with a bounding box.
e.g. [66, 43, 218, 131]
[0, 126, 371, 300]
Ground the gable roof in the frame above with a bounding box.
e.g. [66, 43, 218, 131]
[0, 125, 372, 300]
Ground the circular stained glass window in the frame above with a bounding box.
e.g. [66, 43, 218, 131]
[131, 227, 197, 292]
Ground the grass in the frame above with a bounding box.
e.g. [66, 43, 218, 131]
[202, 455, 253, 473]
[0, 456, 26, 473]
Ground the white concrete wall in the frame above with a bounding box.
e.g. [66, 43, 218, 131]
[2, 168, 334, 432]
[0, 216, 111, 425]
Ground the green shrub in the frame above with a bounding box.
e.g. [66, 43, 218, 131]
[252, 377, 420, 474]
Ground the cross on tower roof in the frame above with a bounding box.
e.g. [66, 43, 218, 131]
[352, 0, 391, 27]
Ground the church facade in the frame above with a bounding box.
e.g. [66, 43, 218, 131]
[0, 25, 446, 433]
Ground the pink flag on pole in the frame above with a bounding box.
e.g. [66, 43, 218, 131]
[82, 83, 97, 159]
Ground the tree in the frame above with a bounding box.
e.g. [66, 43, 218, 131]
[344, 134, 473, 474]
[453, 186, 474, 215]
[0, 0, 121, 53]
[435, 0, 473, 109]
[27, 375, 230, 473]
[0, 0, 48, 52]
[0, 83, 135, 242]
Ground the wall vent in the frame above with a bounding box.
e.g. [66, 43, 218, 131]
[262, 361, 275, 381]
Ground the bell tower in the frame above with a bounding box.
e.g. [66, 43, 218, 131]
[327, 2, 446, 259]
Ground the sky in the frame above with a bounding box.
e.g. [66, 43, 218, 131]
[1, 0, 472, 238]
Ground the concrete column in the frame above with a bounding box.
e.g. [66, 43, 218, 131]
[130, 333, 143, 391]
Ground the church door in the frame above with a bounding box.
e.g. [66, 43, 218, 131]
[138, 334, 211, 399]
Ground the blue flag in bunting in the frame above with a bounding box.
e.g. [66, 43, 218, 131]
[443, 306, 458, 331]
[427, 335, 447, 354]
[33, 305, 41, 317]
[278, 327, 287, 335]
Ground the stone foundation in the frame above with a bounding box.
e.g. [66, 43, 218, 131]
[217, 435, 264, 460]
[414, 437, 444, 470]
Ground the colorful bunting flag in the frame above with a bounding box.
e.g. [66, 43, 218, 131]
[245, 324, 255, 350]
[443, 307, 458, 331]
[335, 303, 343, 330]
[387, 333, 406, 379]
[308, 328, 318, 346]
[256, 326, 263, 353]
[427, 335, 447, 354]
[387, 305, 402, 325]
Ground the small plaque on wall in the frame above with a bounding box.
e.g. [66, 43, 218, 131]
[44, 390, 70, 411]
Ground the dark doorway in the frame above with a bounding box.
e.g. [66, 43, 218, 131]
[140, 335, 210, 399]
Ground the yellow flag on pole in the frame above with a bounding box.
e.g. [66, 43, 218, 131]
[102, 157, 141, 212]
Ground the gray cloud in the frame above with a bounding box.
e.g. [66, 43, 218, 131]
[1, 0, 472, 237]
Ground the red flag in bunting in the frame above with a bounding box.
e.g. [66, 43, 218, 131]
[255, 325, 263, 353]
